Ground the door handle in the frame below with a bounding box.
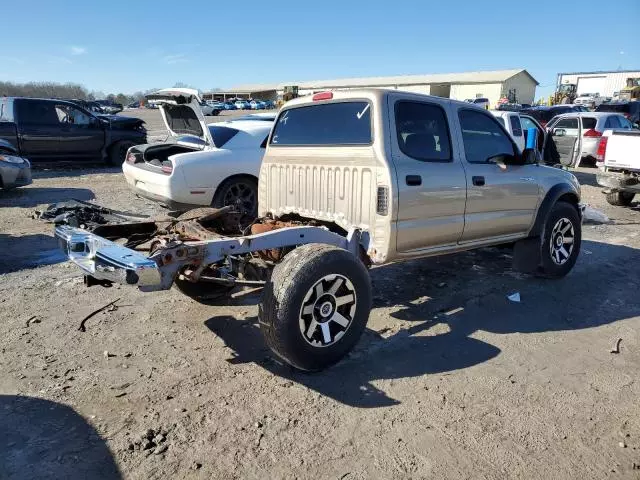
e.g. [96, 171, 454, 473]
[472, 176, 485, 186]
[406, 175, 422, 186]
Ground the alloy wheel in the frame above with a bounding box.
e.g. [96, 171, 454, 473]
[549, 217, 575, 265]
[299, 274, 357, 347]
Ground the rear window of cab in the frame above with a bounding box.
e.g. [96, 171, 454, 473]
[270, 101, 372, 146]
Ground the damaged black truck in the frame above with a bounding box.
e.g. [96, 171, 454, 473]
[0, 97, 146, 165]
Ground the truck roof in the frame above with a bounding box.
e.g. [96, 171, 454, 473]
[282, 88, 488, 111]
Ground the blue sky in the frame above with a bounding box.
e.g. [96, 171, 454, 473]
[2, 0, 638, 99]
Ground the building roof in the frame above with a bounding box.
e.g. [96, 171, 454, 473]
[558, 69, 640, 76]
[227, 69, 538, 93]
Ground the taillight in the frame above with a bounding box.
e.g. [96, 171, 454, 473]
[583, 129, 602, 137]
[126, 152, 136, 163]
[312, 91, 333, 101]
[376, 186, 389, 215]
[624, 113, 631, 119]
[161, 161, 173, 174]
[596, 136, 608, 162]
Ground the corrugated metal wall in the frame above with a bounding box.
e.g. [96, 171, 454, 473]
[558, 71, 640, 97]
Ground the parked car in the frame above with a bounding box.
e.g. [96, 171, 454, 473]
[199, 101, 221, 116]
[96, 100, 124, 114]
[235, 100, 251, 110]
[0, 97, 146, 164]
[490, 110, 545, 152]
[250, 100, 266, 110]
[223, 102, 237, 110]
[596, 101, 640, 125]
[262, 100, 276, 109]
[206, 101, 227, 110]
[574, 93, 604, 109]
[123, 92, 273, 212]
[596, 129, 640, 206]
[472, 97, 490, 109]
[58, 89, 582, 371]
[70, 99, 105, 114]
[126, 101, 141, 109]
[0, 139, 31, 189]
[544, 112, 634, 167]
[520, 105, 581, 127]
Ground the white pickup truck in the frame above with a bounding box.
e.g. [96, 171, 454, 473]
[596, 129, 640, 206]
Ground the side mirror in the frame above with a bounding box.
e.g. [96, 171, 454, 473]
[520, 148, 538, 165]
[553, 128, 566, 137]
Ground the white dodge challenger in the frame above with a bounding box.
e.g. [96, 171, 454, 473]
[122, 90, 274, 215]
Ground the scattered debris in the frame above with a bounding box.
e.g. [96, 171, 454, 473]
[507, 292, 521, 303]
[103, 351, 116, 359]
[154, 444, 168, 455]
[582, 205, 611, 224]
[191, 462, 202, 470]
[610, 338, 622, 354]
[79, 298, 121, 332]
[619, 441, 627, 448]
[114, 392, 127, 398]
[25, 316, 41, 327]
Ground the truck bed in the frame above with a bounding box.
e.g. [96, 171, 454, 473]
[603, 130, 640, 171]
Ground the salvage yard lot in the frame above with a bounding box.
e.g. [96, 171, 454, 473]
[1, 109, 639, 479]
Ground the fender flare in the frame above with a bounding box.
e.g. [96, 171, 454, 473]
[529, 183, 580, 237]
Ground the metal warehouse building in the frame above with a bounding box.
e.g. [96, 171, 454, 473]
[205, 68, 538, 106]
[557, 70, 640, 98]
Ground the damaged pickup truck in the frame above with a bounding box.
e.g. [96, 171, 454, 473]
[56, 90, 583, 371]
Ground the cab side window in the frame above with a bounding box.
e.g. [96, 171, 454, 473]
[458, 109, 516, 164]
[395, 101, 452, 162]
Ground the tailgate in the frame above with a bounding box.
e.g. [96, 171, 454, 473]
[604, 130, 640, 170]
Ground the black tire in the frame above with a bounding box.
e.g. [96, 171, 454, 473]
[107, 141, 134, 166]
[212, 176, 258, 219]
[605, 191, 635, 207]
[260, 244, 372, 371]
[537, 202, 581, 278]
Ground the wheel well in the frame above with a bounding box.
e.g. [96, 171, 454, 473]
[213, 174, 258, 197]
[557, 192, 580, 211]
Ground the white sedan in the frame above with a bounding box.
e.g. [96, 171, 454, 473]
[123, 91, 274, 215]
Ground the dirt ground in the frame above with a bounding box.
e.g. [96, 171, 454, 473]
[1, 109, 639, 479]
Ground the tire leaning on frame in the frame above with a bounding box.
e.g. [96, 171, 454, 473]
[259, 244, 372, 371]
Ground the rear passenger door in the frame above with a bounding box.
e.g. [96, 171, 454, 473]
[455, 108, 540, 243]
[15, 99, 61, 160]
[547, 116, 581, 166]
[389, 95, 467, 252]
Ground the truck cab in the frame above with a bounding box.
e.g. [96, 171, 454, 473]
[260, 89, 579, 264]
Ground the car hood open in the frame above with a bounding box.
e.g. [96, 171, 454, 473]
[146, 91, 214, 147]
[97, 114, 144, 130]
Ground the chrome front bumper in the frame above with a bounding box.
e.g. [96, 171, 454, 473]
[55, 226, 163, 291]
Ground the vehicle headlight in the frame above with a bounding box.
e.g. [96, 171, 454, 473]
[0, 154, 26, 164]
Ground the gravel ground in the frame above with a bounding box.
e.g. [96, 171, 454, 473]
[1, 111, 639, 479]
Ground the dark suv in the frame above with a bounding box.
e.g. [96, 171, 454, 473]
[596, 101, 640, 126]
[520, 105, 581, 127]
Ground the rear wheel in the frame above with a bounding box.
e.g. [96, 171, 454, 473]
[212, 176, 258, 219]
[537, 202, 581, 278]
[260, 244, 372, 371]
[606, 191, 635, 206]
[107, 140, 134, 166]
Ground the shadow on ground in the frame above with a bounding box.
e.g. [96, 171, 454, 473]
[0, 233, 65, 274]
[0, 395, 121, 480]
[30, 165, 121, 180]
[0, 187, 94, 208]
[205, 240, 640, 408]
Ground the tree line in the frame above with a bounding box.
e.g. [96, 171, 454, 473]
[0, 81, 162, 106]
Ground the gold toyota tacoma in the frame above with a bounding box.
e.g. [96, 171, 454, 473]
[56, 89, 582, 371]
